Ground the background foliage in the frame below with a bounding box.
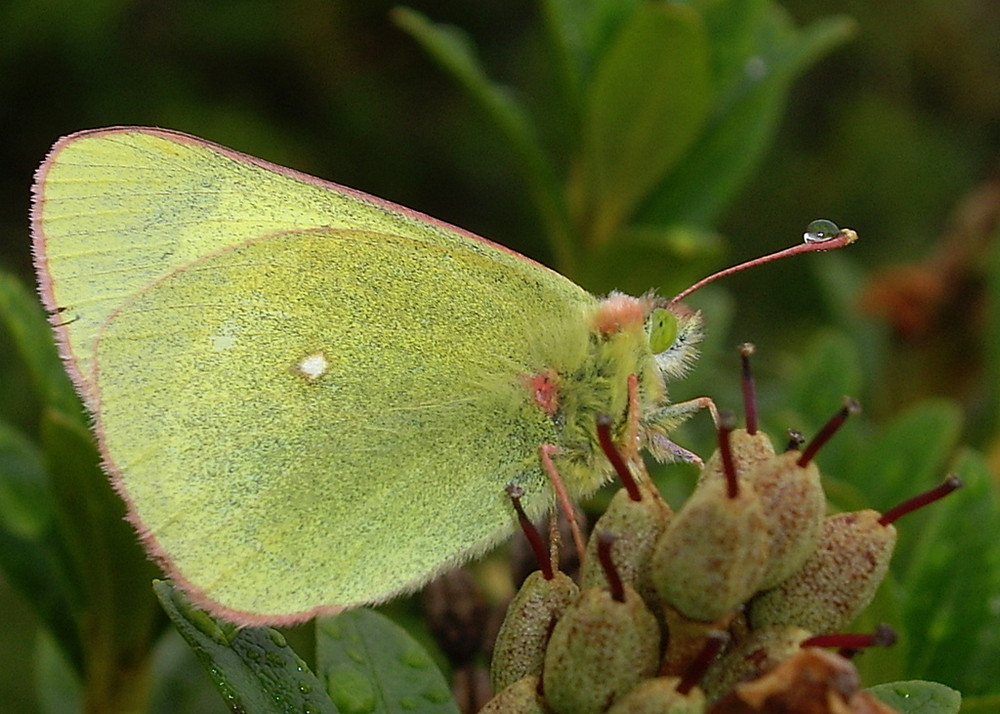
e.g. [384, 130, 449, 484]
[0, 1, 998, 712]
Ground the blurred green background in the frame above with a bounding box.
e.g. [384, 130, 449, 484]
[2, 0, 998, 407]
[1, 1, 999, 712]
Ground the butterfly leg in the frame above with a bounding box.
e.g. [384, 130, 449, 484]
[644, 395, 719, 466]
[673, 395, 720, 426]
[539, 444, 587, 563]
[651, 437, 704, 465]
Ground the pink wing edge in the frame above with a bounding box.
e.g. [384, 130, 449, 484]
[29, 125, 554, 627]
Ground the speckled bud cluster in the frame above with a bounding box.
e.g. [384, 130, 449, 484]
[480, 402, 947, 713]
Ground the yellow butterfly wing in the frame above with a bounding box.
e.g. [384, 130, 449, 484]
[95, 229, 601, 621]
[32, 127, 550, 406]
[32, 128, 613, 623]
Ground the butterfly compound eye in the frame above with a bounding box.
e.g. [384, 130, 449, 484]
[648, 307, 678, 355]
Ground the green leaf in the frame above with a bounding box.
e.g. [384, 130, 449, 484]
[42, 409, 167, 710]
[776, 329, 875, 503]
[154, 580, 338, 714]
[0, 271, 81, 420]
[0, 421, 83, 674]
[576, 223, 725, 296]
[959, 694, 1000, 714]
[897, 450, 1000, 695]
[390, 8, 525, 133]
[539, 0, 648, 90]
[578, 0, 645, 71]
[392, 7, 573, 273]
[868, 680, 961, 714]
[35, 628, 83, 714]
[0, 421, 51, 539]
[809, 249, 890, 396]
[849, 571, 907, 686]
[984, 217, 1000, 448]
[316, 609, 459, 714]
[0, 273, 167, 703]
[146, 629, 233, 714]
[636, 8, 853, 227]
[42, 410, 165, 638]
[854, 400, 961, 512]
[687, 0, 769, 97]
[538, 0, 585, 119]
[574, 2, 711, 247]
[786, 329, 865, 430]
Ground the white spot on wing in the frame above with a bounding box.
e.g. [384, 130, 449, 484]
[210, 320, 239, 351]
[297, 352, 329, 381]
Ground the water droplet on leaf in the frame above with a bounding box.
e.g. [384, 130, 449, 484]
[421, 685, 453, 704]
[745, 56, 767, 79]
[399, 645, 430, 669]
[328, 667, 376, 713]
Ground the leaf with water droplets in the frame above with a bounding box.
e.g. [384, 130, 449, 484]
[153, 580, 338, 714]
[316, 609, 459, 714]
[867, 680, 961, 714]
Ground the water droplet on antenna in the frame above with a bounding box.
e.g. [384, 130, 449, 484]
[804, 219, 841, 243]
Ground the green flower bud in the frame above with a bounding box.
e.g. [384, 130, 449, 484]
[478, 675, 549, 714]
[749, 510, 896, 633]
[491, 570, 579, 693]
[745, 450, 825, 589]
[698, 428, 823, 590]
[652, 476, 770, 622]
[698, 428, 775, 486]
[579, 478, 672, 609]
[605, 677, 705, 714]
[543, 584, 661, 714]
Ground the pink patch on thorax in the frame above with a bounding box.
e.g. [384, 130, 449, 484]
[593, 292, 652, 335]
[528, 369, 559, 416]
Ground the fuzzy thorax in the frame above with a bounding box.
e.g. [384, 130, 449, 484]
[539, 293, 704, 497]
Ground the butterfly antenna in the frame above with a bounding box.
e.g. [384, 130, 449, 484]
[670, 222, 857, 305]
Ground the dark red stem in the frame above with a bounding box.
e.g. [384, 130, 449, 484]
[596, 531, 625, 603]
[717, 410, 739, 498]
[879, 475, 963, 527]
[597, 414, 641, 501]
[506, 484, 553, 580]
[798, 397, 861, 466]
[739, 343, 758, 435]
[677, 631, 729, 695]
[802, 624, 897, 658]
